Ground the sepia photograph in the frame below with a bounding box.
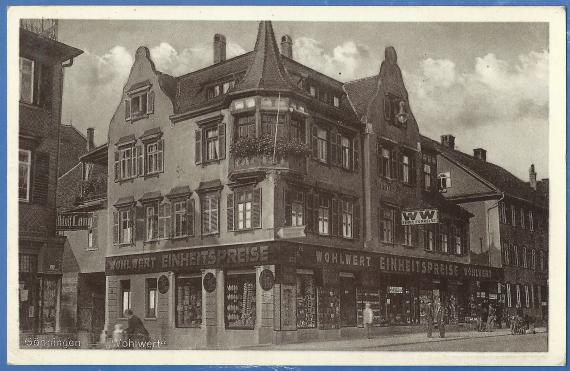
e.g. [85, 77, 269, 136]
[7, 6, 565, 366]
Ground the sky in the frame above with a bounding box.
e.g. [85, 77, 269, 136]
[57, 20, 549, 181]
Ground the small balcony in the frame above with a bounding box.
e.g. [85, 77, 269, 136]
[78, 176, 107, 203]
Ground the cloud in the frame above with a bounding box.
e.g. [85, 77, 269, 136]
[405, 50, 549, 178]
[293, 37, 376, 81]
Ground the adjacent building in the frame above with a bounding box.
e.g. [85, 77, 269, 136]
[423, 134, 549, 322]
[19, 21, 83, 335]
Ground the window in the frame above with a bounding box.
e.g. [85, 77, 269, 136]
[318, 196, 330, 235]
[225, 274, 256, 329]
[173, 199, 194, 238]
[511, 205, 517, 226]
[520, 207, 525, 229]
[516, 285, 521, 307]
[455, 235, 462, 255]
[228, 188, 262, 231]
[316, 128, 328, 163]
[19, 149, 31, 201]
[145, 140, 164, 175]
[236, 115, 256, 139]
[499, 202, 507, 223]
[119, 147, 135, 180]
[120, 280, 131, 315]
[261, 113, 286, 138]
[158, 202, 171, 239]
[380, 208, 394, 243]
[333, 96, 340, 108]
[87, 215, 98, 250]
[222, 80, 235, 94]
[531, 249, 536, 270]
[504, 243, 510, 266]
[19, 57, 34, 104]
[529, 211, 534, 231]
[401, 155, 410, 184]
[524, 285, 530, 308]
[146, 278, 158, 318]
[506, 283, 512, 308]
[423, 226, 434, 251]
[146, 204, 158, 241]
[341, 136, 351, 169]
[289, 118, 305, 142]
[113, 209, 133, 245]
[341, 200, 353, 238]
[438, 172, 451, 191]
[309, 86, 316, 97]
[379, 147, 391, 178]
[404, 225, 413, 246]
[522, 246, 528, 268]
[87, 228, 94, 250]
[236, 189, 253, 230]
[201, 193, 219, 235]
[195, 123, 226, 164]
[175, 276, 202, 327]
[285, 190, 305, 227]
[439, 224, 448, 253]
[423, 164, 432, 191]
[125, 90, 154, 121]
[539, 250, 544, 271]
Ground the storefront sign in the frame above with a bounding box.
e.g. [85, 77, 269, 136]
[259, 269, 275, 291]
[106, 245, 271, 275]
[158, 275, 169, 294]
[203, 272, 216, 293]
[379, 255, 459, 277]
[315, 250, 373, 268]
[388, 286, 403, 294]
[56, 212, 92, 230]
[401, 209, 438, 225]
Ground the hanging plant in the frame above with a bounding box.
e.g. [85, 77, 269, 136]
[230, 134, 311, 159]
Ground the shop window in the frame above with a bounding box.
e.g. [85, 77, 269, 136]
[380, 208, 394, 243]
[357, 289, 382, 327]
[236, 114, 256, 139]
[225, 273, 256, 329]
[146, 278, 158, 318]
[312, 127, 328, 163]
[201, 193, 219, 236]
[296, 274, 317, 328]
[317, 286, 340, 330]
[175, 276, 202, 327]
[20, 57, 34, 104]
[145, 139, 164, 175]
[227, 187, 262, 231]
[120, 280, 131, 315]
[173, 198, 194, 238]
[285, 190, 305, 227]
[195, 123, 226, 165]
[261, 113, 285, 138]
[386, 285, 418, 325]
[318, 196, 330, 235]
[341, 200, 353, 238]
[113, 209, 133, 245]
[19, 149, 31, 202]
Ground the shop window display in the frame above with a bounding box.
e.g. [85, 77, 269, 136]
[225, 274, 256, 329]
[386, 285, 419, 325]
[317, 287, 340, 329]
[296, 274, 317, 328]
[175, 277, 202, 327]
[356, 289, 383, 326]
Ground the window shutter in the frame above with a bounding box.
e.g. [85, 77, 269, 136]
[157, 139, 164, 172]
[218, 123, 226, 159]
[125, 99, 131, 121]
[227, 192, 235, 231]
[165, 202, 171, 238]
[336, 134, 342, 166]
[353, 138, 359, 171]
[330, 134, 338, 165]
[187, 198, 194, 237]
[311, 126, 318, 158]
[354, 202, 361, 239]
[195, 129, 202, 164]
[33, 151, 50, 205]
[313, 193, 320, 231]
[136, 145, 143, 176]
[201, 198, 208, 236]
[253, 188, 262, 229]
[91, 214, 98, 249]
[331, 198, 338, 236]
[306, 194, 314, 233]
[284, 190, 292, 227]
[112, 211, 119, 245]
[146, 90, 155, 114]
[135, 206, 145, 243]
[114, 151, 120, 181]
[390, 149, 398, 179]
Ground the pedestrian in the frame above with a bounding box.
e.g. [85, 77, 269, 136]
[124, 309, 150, 348]
[481, 301, 488, 332]
[476, 302, 483, 332]
[363, 302, 374, 339]
[436, 301, 447, 338]
[112, 323, 125, 348]
[425, 299, 434, 338]
[487, 304, 496, 332]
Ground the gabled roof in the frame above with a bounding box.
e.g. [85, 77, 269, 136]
[343, 75, 377, 120]
[421, 135, 547, 208]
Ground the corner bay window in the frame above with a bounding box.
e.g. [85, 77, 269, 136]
[19, 149, 31, 201]
[201, 193, 219, 235]
[225, 273, 256, 329]
[146, 278, 157, 318]
[296, 273, 317, 328]
[261, 113, 285, 138]
[236, 115, 256, 139]
[176, 276, 202, 327]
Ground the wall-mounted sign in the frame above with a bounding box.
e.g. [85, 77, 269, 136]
[158, 275, 169, 294]
[56, 212, 92, 230]
[401, 209, 438, 225]
[259, 269, 275, 291]
[388, 286, 403, 294]
[203, 272, 216, 293]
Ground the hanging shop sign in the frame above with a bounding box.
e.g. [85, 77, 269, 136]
[56, 212, 92, 230]
[259, 269, 275, 291]
[203, 272, 217, 293]
[158, 275, 170, 294]
[401, 209, 438, 225]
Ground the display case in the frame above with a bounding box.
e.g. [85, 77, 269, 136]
[317, 287, 340, 330]
[356, 289, 383, 327]
[175, 276, 202, 327]
[296, 274, 316, 329]
[225, 274, 256, 329]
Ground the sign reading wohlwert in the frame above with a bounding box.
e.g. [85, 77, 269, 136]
[401, 209, 438, 225]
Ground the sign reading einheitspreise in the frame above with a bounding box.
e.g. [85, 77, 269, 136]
[401, 209, 438, 225]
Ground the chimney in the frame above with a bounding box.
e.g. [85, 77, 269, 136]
[213, 34, 226, 64]
[280, 35, 293, 59]
[529, 164, 537, 190]
[86, 127, 95, 152]
[474, 148, 487, 162]
[440, 135, 455, 150]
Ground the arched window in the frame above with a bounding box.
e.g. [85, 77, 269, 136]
[503, 243, 510, 266]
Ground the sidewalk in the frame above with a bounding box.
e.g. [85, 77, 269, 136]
[239, 327, 547, 351]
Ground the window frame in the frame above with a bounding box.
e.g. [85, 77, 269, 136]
[318, 195, 330, 236]
[19, 57, 35, 104]
[145, 278, 158, 318]
[340, 135, 351, 170]
[380, 208, 395, 243]
[120, 280, 131, 316]
[316, 127, 328, 164]
[201, 192, 220, 236]
[118, 209, 133, 246]
[341, 200, 354, 239]
[145, 203, 159, 242]
[18, 149, 32, 202]
[235, 188, 254, 231]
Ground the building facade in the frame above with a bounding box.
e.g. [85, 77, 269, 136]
[423, 135, 549, 322]
[19, 23, 83, 335]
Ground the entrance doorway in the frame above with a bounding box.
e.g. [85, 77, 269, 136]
[340, 275, 356, 327]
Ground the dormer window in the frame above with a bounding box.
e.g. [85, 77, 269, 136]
[383, 93, 407, 128]
[125, 85, 154, 121]
[333, 96, 340, 108]
[207, 80, 235, 99]
[309, 86, 316, 97]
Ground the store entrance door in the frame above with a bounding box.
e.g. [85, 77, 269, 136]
[340, 276, 356, 327]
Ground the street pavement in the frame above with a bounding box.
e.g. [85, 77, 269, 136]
[241, 327, 547, 352]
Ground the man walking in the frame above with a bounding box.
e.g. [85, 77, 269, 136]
[425, 299, 434, 338]
[436, 301, 447, 338]
[124, 309, 150, 348]
[363, 302, 374, 339]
